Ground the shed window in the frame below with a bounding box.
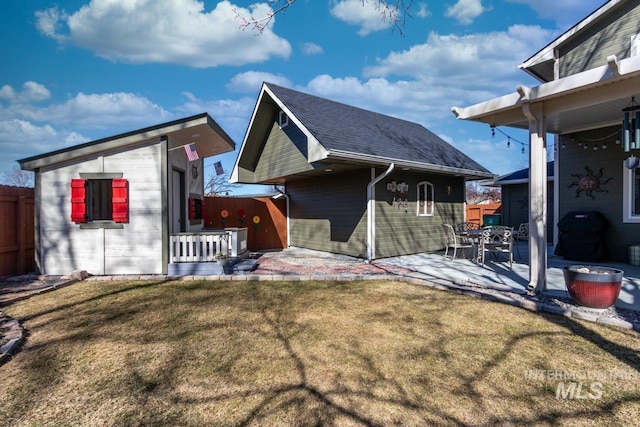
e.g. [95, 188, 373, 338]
[71, 177, 129, 223]
[417, 181, 434, 216]
[623, 163, 640, 223]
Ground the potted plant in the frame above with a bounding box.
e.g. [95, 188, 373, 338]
[214, 252, 229, 266]
[562, 265, 624, 309]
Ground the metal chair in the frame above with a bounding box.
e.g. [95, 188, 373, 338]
[477, 226, 514, 267]
[455, 221, 480, 233]
[442, 223, 474, 261]
[514, 222, 528, 259]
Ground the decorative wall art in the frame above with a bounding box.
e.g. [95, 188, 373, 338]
[567, 166, 612, 200]
[387, 180, 409, 213]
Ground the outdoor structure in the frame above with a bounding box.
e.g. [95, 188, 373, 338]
[18, 113, 237, 275]
[232, 83, 493, 260]
[452, 0, 640, 291]
[492, 161, 555, 242]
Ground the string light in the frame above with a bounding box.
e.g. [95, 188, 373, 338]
[490, 126, 533, 155]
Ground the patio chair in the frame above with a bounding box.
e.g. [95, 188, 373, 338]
[442, 223, 474, 261]
[514, 222, 528, 259]
[477, 226, 514, 267]
[455, 222, 480, 233]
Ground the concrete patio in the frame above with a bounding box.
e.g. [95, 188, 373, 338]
[377, 244, 640, 312]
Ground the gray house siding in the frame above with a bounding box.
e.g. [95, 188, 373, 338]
[559, 1, 640, 78]
[557, 128, 638, 261]
[240, 121, 314, 183]
[287, 168, 467, 259]
[374, 171, 465, 258]
[500, 183, 554, 242]
[288, 169, 369, 257]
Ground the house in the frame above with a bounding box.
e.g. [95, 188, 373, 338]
[18, 113, 236, 275]
[452, 0, 640, 291]
[493, 161, 555, 242]
[231, 83, 493, 260]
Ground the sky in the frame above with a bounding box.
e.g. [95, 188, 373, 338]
[1, 0, 606, 193]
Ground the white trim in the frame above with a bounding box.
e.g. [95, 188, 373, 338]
[622, 162, 640, 223]
[416, 181, 434, 217]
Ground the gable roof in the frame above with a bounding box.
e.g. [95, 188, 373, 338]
[493, 161, 554, 185]
[19, 113, 235, 171]
[519, 0, 629, 82]
[233, 83, 492, 182]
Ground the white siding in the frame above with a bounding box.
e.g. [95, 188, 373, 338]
[38, 142, 164, 275]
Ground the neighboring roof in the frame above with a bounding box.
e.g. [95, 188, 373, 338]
[519, 0, 627, 82]
[19, 113, 235, 171]
[493, 161, 555, 185]
[234, 83, 492, 181]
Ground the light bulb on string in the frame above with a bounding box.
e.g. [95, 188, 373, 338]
[491, 126, 495, 138]
[602, 141, 607, 150]
[521, 145, 525, 154]
[507, 136, 511, 148]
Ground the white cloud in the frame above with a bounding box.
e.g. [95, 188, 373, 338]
[226, 71, 292, 94]
[35, 0, 292, 68]
[330, 0, 394, 36]
[506, 0, 603, 29]
[445, 0, 486, 25]
[0, 82, 51, 104]
[301, 42, 323, 56]
[363, 25, 553, 96]
[415, 2, 431, 18]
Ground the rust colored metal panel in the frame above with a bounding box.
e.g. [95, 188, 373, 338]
[204, 196, 287, 251]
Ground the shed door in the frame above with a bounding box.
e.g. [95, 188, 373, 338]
[172, 169, 185, 233]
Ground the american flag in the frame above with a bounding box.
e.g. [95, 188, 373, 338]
[184, 143, 199, 161]
[214, 161, 224, 175]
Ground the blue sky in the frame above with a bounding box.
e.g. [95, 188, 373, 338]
[1, 0, 604, 193]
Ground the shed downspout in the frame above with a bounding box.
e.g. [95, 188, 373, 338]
[274, 185, 290, 248]
[367, 163, 395, 261]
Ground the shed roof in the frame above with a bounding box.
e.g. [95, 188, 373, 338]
[233, 83, 492, 181]
[18, 113, 235, 171]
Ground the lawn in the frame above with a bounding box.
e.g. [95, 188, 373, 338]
[1, 279, 639, 426]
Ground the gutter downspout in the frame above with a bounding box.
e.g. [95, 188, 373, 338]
[274, 185, 290, 248]
[367, 163, 395, 262]
[522, 102, 548, 293]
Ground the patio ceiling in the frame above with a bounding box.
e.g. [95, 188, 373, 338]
[452, 54, 640, 135]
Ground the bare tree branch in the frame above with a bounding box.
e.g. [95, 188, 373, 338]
[205, 171, 241, 197]
[234, 0, 413, 35]
[1, 165, 34, 188]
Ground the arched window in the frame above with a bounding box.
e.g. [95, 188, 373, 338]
[417, 181, 434, 216]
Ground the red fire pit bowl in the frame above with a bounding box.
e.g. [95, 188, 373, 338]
[563, 266, 623, 309]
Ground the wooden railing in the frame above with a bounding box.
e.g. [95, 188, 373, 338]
[169, 232, 229, 263]
[169, 228, 248, 263]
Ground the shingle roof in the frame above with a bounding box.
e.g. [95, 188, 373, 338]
[266, 83, 491, 175]
[493, 161, 554, 185]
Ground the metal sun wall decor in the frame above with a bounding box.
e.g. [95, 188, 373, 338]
[387, 180, 409, 213]
[567, 166, 612, 200]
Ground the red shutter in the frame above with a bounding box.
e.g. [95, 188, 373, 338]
[188, 197, 195, 220]
[70, 179, 87, 223]
[112, 179, 129, 223]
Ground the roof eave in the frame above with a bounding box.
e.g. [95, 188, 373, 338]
[19, 113, 235, 171]
[327, 150, 494, 180]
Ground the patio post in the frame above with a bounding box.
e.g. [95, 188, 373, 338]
[523, 102, 548, 292]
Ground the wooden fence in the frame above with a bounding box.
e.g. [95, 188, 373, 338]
[0, 185, 35, 277]
[465, 202, 502, 226]
[205, 196, 287, 251]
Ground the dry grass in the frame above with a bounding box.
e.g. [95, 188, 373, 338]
[1, 279, 639, 426]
